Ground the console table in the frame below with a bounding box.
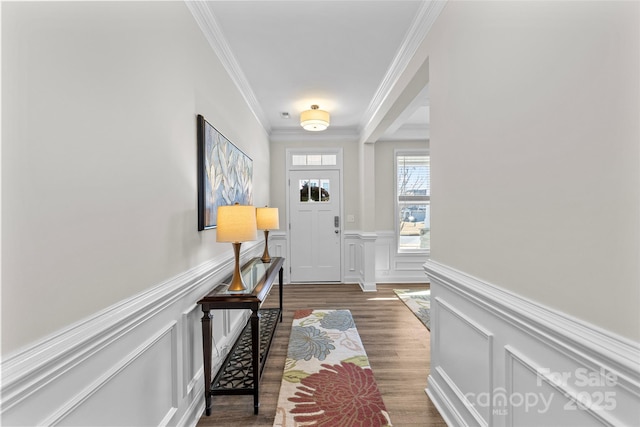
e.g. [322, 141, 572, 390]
[198, 256, 284, 416]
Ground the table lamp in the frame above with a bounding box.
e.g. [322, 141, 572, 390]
[256, 206, 279, 263]
[217, 203, 257, 291]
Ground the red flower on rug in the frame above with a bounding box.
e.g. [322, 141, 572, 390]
[289, 362, 389, 426]
[294, 309, 314, 319]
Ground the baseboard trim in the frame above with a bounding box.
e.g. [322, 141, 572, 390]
[358, 281, 377, 292]
[426, 372, 472, 427]
[177, 381, 205, 427]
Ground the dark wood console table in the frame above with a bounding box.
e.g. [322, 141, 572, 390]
[198, 257, 284, 416]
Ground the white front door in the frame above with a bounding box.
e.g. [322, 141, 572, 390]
[289, 170, 341, 282]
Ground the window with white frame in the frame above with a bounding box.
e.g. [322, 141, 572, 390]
[291, 154, 337, 166]
[396, 151, 430, 252]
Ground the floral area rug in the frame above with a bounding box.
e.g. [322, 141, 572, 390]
[273, 309, 392, 427]
[393, 289, 431, 330]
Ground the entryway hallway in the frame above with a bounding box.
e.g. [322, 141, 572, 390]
[196, 283, 446, 426]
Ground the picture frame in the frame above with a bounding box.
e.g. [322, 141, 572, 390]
[197, 114, 253, 230]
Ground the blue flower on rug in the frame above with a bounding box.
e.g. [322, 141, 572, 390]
[288, 326, 336, 361]
[319, 310, 355, 331]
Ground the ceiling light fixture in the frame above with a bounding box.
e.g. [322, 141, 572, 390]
[300, 105, 330, 131]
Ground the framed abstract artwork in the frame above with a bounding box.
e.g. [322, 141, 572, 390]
[197, 115, 253, 230]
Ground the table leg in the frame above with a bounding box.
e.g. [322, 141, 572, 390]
[201, 308, 212, 416]
[251, 309, 261, 414]
[279, 266, 283, 322]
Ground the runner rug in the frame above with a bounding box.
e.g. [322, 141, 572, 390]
[273, 309, 392, 427]
[393, 289, 431, 330]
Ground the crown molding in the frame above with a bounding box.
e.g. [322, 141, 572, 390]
[359, 0, 446, 135]
[378, 124, 430, 142]
[185, 1, 271, 134]
[269, 127, 359, 144]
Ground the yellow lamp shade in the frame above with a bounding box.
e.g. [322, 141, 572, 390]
[300, 105, 330, 131]
[256, 207, 279, 230]
[216, 204, 257, 243]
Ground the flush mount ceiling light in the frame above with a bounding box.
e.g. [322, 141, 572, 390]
[300, 105, 330, 131]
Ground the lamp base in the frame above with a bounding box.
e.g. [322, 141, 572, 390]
[228, 242, 247, 292]
[260, 230, 271, 263]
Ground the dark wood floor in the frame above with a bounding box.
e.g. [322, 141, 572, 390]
[196, 283, 446, 426]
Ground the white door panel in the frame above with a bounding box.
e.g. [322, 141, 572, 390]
[289, 170, 341, 282]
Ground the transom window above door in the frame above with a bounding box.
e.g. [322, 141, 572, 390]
[291, 154, 337, 166]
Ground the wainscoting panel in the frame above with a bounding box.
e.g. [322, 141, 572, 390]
[374, 231, 429, 283]
[435, 297, 493, 426]
[45, 323, 178, 426]
[343, 232, 362, 284]
[342, 232, 376, 290]
[273, 230, 428, 287]
[0, 245, 262, 427]
[375, 240, 392, 271]
[504, 347, 607, 426]
[348, 242, 357, 274]
[425, 260, 640, 427]
[182, 304, 204, 399]
[345, 231, 430, 287]
[270, 231, 289, 283]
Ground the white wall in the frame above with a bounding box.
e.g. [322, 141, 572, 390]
[2, 2, 272, 425]
[413, 1, 640, 425]
[423, 0, 639, 342]
[2, 0, 270, 356]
